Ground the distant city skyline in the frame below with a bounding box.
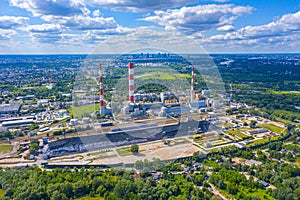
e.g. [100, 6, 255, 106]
[0, 0, 300, 54]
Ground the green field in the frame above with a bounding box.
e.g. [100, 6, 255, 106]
[257, 124, 286, 134]
[247, 136, 280, 147]
[227, 129, 250, 139]
[0, 145, 13, 154]
[275, 117, 299, 126]
[69, 104, 99, 118]
[139, 72, 191, 80]
[268, 90, 300, 95]
[117, 147, 133, 156]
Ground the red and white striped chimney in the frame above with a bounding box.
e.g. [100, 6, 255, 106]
[128, 62, 134, 103]
[191, 66, 195, 101]
[99, 64, 105, 115]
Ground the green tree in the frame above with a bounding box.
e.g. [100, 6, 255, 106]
[250, 120, 257, 128]
[131, 144, 139, 154]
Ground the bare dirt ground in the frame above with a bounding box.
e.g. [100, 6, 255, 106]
[90, 142, 202, 165]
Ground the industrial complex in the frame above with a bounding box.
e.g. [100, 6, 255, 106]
[0, 54, 290, 169]
[41, 60, 224, 160]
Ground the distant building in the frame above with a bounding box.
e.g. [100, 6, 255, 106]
[245, 159, 263, 166]
[69, 119, 79, 126]
[152, 172, 163, 180]
[82, 117, 90, 124]
[248, 129, 268, 135]
[0, 103, 21, 114]
[2, 119, 34, 127]
[25, 95, 35, 99]
[189, 101, 206, 111]
[202, 89, 211, 97]
[38, 99, 49, 107]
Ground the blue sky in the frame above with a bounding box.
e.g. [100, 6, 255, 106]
[0, 0, 300, 54]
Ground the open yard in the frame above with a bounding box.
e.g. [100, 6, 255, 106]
[139, 71, 191, 80]
[227, 129, 250, 139]
[247, 136, 280, 147]
[257, 124, 286, 134]
[0, 145, 13, 155]
[117, 147, 133, 156]
[69, 104, 99, 118]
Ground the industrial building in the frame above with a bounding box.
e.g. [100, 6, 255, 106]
[2, 119, 34, 127]
[115, 62, 214, 119]
[0, 103, 21, 114]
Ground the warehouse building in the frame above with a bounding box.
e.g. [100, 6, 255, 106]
[0, 103, 21, 114]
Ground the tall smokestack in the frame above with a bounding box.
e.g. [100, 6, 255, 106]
[128, 62, 134, 103]
[191, 66, 195, 101]
[99, 64, 105, 115]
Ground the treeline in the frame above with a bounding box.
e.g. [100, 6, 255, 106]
[0, 166, 213, 200]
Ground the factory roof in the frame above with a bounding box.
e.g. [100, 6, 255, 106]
[248, 129, 268, 135]
[189, 101, 206, 109]
[2, 119, 34, 127]
[0, 103, 21, 113]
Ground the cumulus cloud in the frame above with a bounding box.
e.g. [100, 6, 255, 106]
[42, 15, 118, 30]
[204, 10, 300, 46]
[86, 0, 197, 12]
[141, 4, 253, 33]
[9, 0, 87, 16]
[0, 29, 17, 40]
[20, 24, 62, 43]
[0, 16, 29, 29]
[93, 10, 100, 17]
[217, 25, 235, 31]
[22, 24, 62, 33]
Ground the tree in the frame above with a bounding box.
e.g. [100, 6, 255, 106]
[131, 144, 139, 154]
[51, 191, 68, 200]
[250, 120, 257, 128]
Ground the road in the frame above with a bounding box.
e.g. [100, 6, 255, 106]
[208, 182, 231, 200]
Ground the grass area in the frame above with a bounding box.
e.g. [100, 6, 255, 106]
[117, 147, 133, 156]
[227, 129, 250, 139]
[76, 196, 104, 200]
[0, 189, 5, 198]
[294, 157, 300, 168]
[239, 127, 252, 131]
[275, 117, 299, 126]
[257, 124, 286, 134]
[139, 72, 191, 80]
[69, 104, 99, 118]
[220, 123, 233, 128]
[247, 136, 280, 147]
[203, 160, 220, 169]
[268, 90, 300, 95]
[0, 144, 13, 154]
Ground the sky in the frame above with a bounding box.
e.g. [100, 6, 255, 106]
[0, 0, 300, 54]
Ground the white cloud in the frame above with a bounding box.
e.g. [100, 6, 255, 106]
[42, 15, 118, 30]
[204, 10, 300, 46]
[141, 4, 253, 33]
[22, 24, 62, 33]
[9, 0, 87, 17]
[0, 29, 17, 40]
[86, 0, 197, 12]
[93, 10, 100, 17]
[217, 25, 234, 31]
[20, 24, 62, 43]
[0, 16, 29, 29]
[214, 0, 229, 2]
